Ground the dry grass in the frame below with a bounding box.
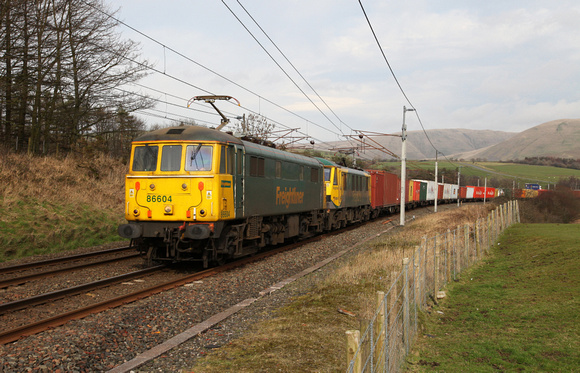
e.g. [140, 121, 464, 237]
[0, 152, 127, 260]
[192, 204, 494, 372]
[0, 152, 125, 210]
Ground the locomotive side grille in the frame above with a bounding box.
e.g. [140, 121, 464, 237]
[246, 216, 261, 239]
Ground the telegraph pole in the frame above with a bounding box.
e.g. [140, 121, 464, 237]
[434, 151, 439, 213]
[457, 166, 462, 206]
[400, 106, 415, 226]
[484, 177, 487, 204]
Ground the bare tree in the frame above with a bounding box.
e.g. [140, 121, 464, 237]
[233, 113, 275, 140]
[0, 0, 152, 155]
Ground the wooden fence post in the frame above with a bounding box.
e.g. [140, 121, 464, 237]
[464, 223, 470, 267]
[385, 271, 399, 371]
[485, 216, 489, 253]
[434, 244, 440, 302]
[421, 238, 428, 308]
[374, 291, 385, 372]
[475, 219, 480, 260]
[414, 247, 420, 311]
[389, 271, 398, 327]
[346, 330, 361, 373]
[403, 257, 410, 354]
[491, 209, 498, 244]
[456, 226, 462, 275]
[498, 205, 505, 232]
[446, 229, 452, 283]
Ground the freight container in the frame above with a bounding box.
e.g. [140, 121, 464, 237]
[419, 181, 428, 201]
[410, 180, 422, 202]
[485, 187, 495, 199]
[466, 186, 475, 199]
[437, 184, 444, 200]
[450, 184, 459, 200]
[414, 180, 437, 201]
[367, 170, 400, 210]
[473, 186, 485, 199]
[460, 186, 467, 200]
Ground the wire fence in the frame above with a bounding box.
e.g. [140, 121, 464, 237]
[346, 200, 520, 373]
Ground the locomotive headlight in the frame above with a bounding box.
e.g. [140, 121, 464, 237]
[199, 209, 207, 217]
[133, 208, 140, 216]
[164, 205, 173, 215]
[182, 183, 188, 191]
[149, 183, 156, 191]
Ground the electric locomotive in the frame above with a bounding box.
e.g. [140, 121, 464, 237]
[118, 125, 326, 267]
[317, 157, 371, 228]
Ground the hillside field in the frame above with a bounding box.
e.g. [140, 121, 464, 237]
[407, 223, 580, 371]
[378, 160, 580, 189]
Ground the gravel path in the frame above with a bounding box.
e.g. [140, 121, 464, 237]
[0, 205, 452, 372]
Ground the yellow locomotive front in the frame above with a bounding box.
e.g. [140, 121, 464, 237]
[125, 142, 231, 223]
[119, 126, 244, 266]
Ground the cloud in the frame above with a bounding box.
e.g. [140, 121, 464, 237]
[116, 0, 580, 143]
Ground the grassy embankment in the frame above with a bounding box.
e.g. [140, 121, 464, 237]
[406, 223, 580, 371]
[192, 195, 579, 372]
[0, 152, 127, 262]
[191, 204, 494, 372]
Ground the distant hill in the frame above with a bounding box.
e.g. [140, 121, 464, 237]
[322, 128, 516, 160]
[450, 119, 580, 161]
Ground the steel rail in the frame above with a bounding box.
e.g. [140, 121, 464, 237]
[0, 265, 164, 315]
[0, 222, 369, 345]
[0, 246, 133, 274]
[0, 252, 140, 289]
[0, 233, 329, 345]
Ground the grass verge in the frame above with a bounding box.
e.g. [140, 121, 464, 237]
[0, 152, 127, 262]
[406, 223, 580, 372]
[190, 204, 492, 372]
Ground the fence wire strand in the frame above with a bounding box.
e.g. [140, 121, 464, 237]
[346, 201, 520, 373]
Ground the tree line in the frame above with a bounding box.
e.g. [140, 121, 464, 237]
[1, 0, 152, 157]
[512, 156, 580, 170]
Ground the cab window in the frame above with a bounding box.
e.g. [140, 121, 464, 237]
[219, 146, 235, 174]
[185, 145, 213, 171]
[324, 168, 331, 182]
[132, 145, 158, 171]
[161, 145, 182, 171]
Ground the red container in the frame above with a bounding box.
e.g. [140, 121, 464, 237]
[367, 170, 401, 209]
[473, 186, 485, 199]
[485, 187, 495, 198]
[412, 180, 422, 202]
[460, 186, 467, 199]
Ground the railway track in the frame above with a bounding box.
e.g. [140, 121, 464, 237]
[0, 226, 339, 345]
[0, 246, 134, 275]
[0, 250, 140, 288]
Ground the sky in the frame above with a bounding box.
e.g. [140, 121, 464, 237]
[113, 0, 580, 149]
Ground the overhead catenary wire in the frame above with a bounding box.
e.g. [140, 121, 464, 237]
[230, 0, 356, 135]
[357, 0, 460, 168]
[121, 83, 339, 149]
[83, 1, 463, 163]
[221, 0, 362, 153]
[80, 0, 347, 147]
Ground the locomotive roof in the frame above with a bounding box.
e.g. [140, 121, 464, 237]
[133, 126, 244, 144]
[243, 140, 322, 167]
[314, 157, 368, 176]
[314, 157, 338, 167]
